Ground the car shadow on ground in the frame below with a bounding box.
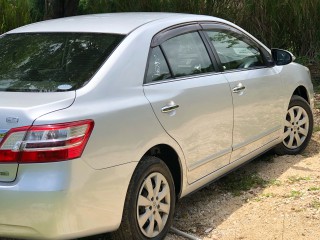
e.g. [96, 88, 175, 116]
[169, 136, 320, 239]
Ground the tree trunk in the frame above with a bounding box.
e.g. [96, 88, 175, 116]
[44, 0, 79, 20]
[64, 0, 80, 17]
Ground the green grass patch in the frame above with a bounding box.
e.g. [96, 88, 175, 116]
[218, 172, 268, 196]
[254, 192, 277, 202]
[308, 186, 320, 191]
[268, 179, 282, 186]
[261, 192, 277, 198]
[287, 175, 311, 183]
[286, 190, 303, 199]
[310, 200, 320, 209]
[313, 125, 320, 133]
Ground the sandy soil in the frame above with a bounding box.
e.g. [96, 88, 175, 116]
[166, 95, 320, 240]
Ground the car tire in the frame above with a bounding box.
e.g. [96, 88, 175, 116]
[274, 95, 313, 155]
[111, 156, 175, 240]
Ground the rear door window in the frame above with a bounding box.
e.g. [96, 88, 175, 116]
[0, 33, 124, 92]
[161, 32, 214, 78]
[146, 46, 171, 82]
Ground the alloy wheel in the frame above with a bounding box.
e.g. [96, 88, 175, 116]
[283, 106, 309, 149]
[137, 172, 171, 238]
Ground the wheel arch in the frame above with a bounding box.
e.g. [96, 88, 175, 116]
[274, 94, 313, 155]
[292, 85, 310, 104]
[143, 144, 182, 199]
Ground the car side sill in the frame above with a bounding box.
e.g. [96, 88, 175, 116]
[180, 137, 281, 198]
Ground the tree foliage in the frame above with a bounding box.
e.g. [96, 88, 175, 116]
[0, 0, 30, 34]
[0, 0, 320, 60]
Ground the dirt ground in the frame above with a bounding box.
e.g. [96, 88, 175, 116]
[166, 94, 320, 240]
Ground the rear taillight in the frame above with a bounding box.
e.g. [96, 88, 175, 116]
[0, 120, 94, 163]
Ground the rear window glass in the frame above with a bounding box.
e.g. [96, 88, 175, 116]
[0, 33, 124, 92]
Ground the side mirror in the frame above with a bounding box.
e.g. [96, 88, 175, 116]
[271, 48, 296, 66]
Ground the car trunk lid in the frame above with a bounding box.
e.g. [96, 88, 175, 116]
[0, 91, 75, 182]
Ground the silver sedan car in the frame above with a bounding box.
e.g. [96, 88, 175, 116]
[0, 13, 313, 240]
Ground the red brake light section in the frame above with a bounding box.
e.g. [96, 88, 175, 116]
[0, 151, 20, 163]
[0, 120, 94, 163]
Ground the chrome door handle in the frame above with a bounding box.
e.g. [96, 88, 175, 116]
[232, 83, 246, 93]
[161, 104, 180, 113]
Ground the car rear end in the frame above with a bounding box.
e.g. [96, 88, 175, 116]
[0, 141, 136, 239]
[0, 30, 132, 239]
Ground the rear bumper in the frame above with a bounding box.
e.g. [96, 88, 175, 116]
[0, 159, 137, 239]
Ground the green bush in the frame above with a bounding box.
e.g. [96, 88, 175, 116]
[237, 0, 320, 59]
[0, 0, 31, 34]
[77, 0, 320, 59]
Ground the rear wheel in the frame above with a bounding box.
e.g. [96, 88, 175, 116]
[275, 95, 313, 155]
[111, 156, 175, 240]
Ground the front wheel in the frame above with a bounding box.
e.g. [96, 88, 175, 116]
[111, 156, 175, 240]
[274, 95, 313, 155]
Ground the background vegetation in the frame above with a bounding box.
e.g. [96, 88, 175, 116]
[0, 0, 30, 34]
[0, 0, 320, 62]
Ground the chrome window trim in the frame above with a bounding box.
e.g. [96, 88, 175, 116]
[144, 71, 225, 86]
[143, 66, 270, 86]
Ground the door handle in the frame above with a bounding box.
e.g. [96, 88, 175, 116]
[161, 104, 180, 113]
[232, 83, 246, 93]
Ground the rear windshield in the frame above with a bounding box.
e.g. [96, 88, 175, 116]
[0, 33, 124, 92]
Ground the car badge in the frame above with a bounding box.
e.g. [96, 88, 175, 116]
[0, 171, 9, 176]
[6, 117, 19, 123]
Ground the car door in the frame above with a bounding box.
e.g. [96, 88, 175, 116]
[143, 25, 233, 183]
[202, 24, 286, 162]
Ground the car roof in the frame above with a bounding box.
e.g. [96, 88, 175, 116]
[8, 12, 220, 35]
